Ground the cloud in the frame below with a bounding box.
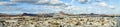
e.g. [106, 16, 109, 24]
[0, 6, 22, 11]
[78, 0, 90, 4]
[11, 0, 39, 3]
[44, 6, 65, 9]
[0, 0, 9, 1]
[0, 2, 16, 6]
[98, 2, 107, 7]
[108, 5, 115, 9]
[95, 0, 104, 2]
[43, 5, 80, 12]
[50, 0, 63, 4]
[10, 0, 66, 6]
[49, 0, 65, 6]
[35, 0, 66, 6]
[65, 6, 80, 11]
[95, 2, 108, 8]
[95, 2, 116, 9]
[71, 0, 75, 4]
[36, 0, 49, 4]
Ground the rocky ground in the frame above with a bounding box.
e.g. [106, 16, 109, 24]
[0, 16, 118, 27]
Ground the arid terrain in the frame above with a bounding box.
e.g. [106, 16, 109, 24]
[0, 14, 119, 27]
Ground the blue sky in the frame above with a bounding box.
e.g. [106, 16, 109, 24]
[0, 0, 120, 14]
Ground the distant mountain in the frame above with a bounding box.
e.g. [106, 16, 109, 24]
[0, 13, 20, 17]
[22, 13, 38, 16]
[38, 13, 56, 17]
[0, 13, 120, 17]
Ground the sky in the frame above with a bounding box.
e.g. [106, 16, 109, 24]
[0, 0, 120, 14]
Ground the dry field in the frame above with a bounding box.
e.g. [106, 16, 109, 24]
[0, 16, 119, 27]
